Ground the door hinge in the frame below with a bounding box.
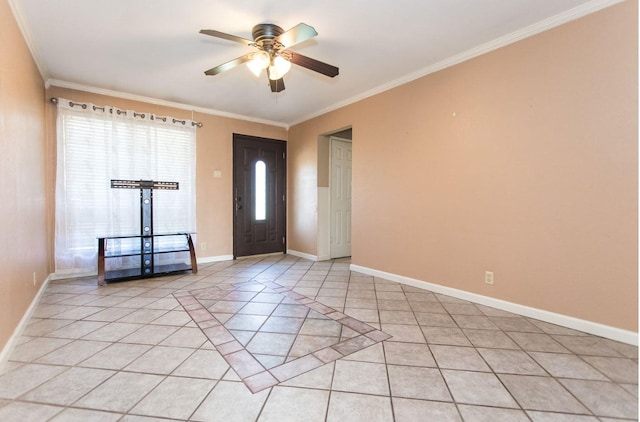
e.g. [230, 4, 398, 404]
[282, 236, 285, 244]
[283, 194, 285, 201]
[282, 152, 285, 159]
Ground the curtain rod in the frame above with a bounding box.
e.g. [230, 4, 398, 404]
[49, 97, 203, 128]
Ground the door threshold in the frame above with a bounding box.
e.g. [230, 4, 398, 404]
[235, 252, 286, 260]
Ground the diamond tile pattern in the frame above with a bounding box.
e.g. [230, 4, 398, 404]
[175, 279, 390, 392]
[0, 255, 636, 421]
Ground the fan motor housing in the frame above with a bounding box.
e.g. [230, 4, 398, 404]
[252, 24, 284, 44]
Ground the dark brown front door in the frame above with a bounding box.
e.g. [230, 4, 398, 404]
[233, 134, 286, 257]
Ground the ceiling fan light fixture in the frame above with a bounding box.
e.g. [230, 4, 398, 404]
[268, 55, 292, 80]
[201, 22, 339, 92]
[246, 51, 270, 76]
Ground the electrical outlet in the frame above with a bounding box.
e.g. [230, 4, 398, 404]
[201, 242, 207, 251]
[485, 271, 494, 285]
[32, 272, 37, 286]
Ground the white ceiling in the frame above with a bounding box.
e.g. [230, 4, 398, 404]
[10, 0, 618, 126]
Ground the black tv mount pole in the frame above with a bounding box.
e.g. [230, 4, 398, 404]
[110, 179, 179, 276]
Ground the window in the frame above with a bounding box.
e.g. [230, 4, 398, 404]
[255, 160, 266, 221]
[54, 98, 197, 276]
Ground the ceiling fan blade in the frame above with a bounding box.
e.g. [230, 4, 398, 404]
[288, 52, 339, 78]
[204, 54, 253, 76]
[269, 78, 285, 93]
[275, 23, 317, 49]
[199, 29, 253, 46]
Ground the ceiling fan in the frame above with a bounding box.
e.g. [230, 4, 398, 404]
[200, 23, 339, 92]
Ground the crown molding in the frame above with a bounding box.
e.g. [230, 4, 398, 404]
[15, 0, 623, 128]
[7, 0, 49, 81]
[289, 0, 625, 126]
[46, 79, 290, 129]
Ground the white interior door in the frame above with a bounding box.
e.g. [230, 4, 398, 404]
[330, 137, 352, 258]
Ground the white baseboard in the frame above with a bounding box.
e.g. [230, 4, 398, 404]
[51, 255, 235, 277]
[351, 264, 638, 346]
[0, 274, 52, 371]
[287, 249, 318, 261]
[197, 255, 234, 264]
[50, 269, 96, 280]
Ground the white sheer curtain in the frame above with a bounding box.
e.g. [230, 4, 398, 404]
[54, 98, 197, 277]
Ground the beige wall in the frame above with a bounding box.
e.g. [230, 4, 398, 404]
[0, 1, 48, 348]
[289, 1, 638, 331]
[45, 86, 287, 266]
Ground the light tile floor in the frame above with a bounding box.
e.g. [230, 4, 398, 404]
[0, 255, 637, 421]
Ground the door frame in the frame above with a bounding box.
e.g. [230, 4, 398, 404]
[232, 133, 287, 258]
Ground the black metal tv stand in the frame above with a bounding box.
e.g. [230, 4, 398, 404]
[97, 179, 197, 286]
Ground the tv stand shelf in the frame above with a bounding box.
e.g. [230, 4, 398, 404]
[98, 233, 197, 286]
